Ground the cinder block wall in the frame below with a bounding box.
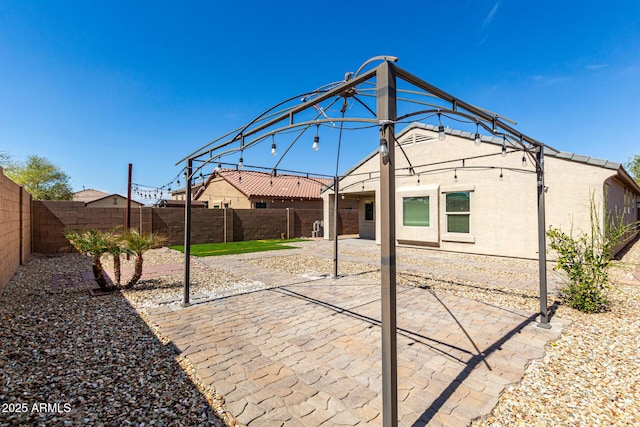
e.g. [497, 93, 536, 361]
[338, 209, 359, 235]
[31, 203, 340, 254]
[0, 168, 31, 292]
[233, 209, 288, 241]
[32, 201, 130, 253]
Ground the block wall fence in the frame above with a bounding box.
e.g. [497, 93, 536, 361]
[0, 168, 32, 293]
[31, 201, 360, 253]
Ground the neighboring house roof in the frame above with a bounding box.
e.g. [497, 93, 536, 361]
[87, 194, 144, 207]
[73, 189, 144, 206]
[73, 189, 109, 202]
[195, 169, 333, 200]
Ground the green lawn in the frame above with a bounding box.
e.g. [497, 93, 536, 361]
[169, 239, 307, 257]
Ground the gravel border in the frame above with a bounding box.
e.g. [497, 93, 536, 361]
[0, 253, 228, 427]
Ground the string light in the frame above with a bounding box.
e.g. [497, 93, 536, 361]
[454, 168, 458, 182]
[438, 112, 446, 141]
[474, 122, 481, 146]
[499, 168, 504, 181]
[501, 136, 507, 157]
[312, 125, 320, 151]
[522, 154, 527, 167]
[271, 134, 277, 156]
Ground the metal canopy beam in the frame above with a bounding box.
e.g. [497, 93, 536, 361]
[185, 69, 378, 161]
[395, 66, 547, 149]
[178, 56, 552, 426]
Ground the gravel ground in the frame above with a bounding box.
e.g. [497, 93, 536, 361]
[0, 253, 230, 427]
[2, 238, 639, 426]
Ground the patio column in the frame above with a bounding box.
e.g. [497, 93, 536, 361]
[183, 158, 192, 306]
[537, 146, 550, 328]
[377, 60, 398, 427]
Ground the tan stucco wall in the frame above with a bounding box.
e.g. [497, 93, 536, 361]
[87, 196, 142, 208]
[328, 126, 636, 259]
[197, 177, 251, 209]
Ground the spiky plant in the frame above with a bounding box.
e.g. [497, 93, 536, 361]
[64, 228, 114, 290]
[123, 230, 167, 289]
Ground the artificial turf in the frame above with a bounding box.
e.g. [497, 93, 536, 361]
[168, 238, 306, 257]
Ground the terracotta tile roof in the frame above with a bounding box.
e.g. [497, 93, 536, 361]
[214, 169, 332, 199]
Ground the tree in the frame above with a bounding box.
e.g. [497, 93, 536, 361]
[626, 154, 640, 184]
[0, 151, 10, 167]
[4, 155, 73, 200]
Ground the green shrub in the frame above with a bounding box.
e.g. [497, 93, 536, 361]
[547, 196, 636, 313]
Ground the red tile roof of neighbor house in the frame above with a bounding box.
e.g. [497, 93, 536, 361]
[199, 169, 333, 200]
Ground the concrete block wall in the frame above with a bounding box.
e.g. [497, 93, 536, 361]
[233, 209, 288, 241]
[31, 203, 358, 254]
[0, 168, 31, 293]
[32, 201, 131, 253]
[338, 209, 359, 235]
[291, 209, 324, 238]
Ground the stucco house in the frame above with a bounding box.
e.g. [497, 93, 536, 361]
[322, 123, 640, 259]
[73, 189, 143, 208]
[174, 169, 333, 210]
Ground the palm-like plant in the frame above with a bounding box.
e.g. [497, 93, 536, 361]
[64, 228, 115, 290]
[123, 230, 167, 289]
[103, 227, 131, 287]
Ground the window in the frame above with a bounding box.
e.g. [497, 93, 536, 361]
[445, 192, 470, 233]
[255, 202, 267, 209]
[403, 196, 429, 227]
[365, 202, 374, 221]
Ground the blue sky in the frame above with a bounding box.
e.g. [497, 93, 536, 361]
[1, 1, 639, 200]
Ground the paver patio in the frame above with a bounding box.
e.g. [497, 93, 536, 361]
[146, 241, 565, 426]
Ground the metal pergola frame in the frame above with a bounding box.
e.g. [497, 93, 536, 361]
[176, 56, 552, 426]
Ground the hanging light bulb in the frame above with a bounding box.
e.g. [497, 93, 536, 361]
[238, 156, 243, 170]
[199, 171, 203, 181]
[501, 136, 507, 157]
[522, 155, 527, 167]
[454, 168, 458, 182]
[312, 125, 320, 151]
[438, 113, 446, 141]
[177, 178, 180, 186]
[499, 168, 504, 181]
[417, 174, 421, 185]
[341, 193, 345, 200]
[474, 122, 481, 146]
[379, 137, 390, 164]
[271, 135, 277, 156]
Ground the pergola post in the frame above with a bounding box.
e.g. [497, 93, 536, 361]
[183, 158, 193, 307]
[377, 60, 398, 427]
[536, 147, 550, 328]
[333, 175, 339, 279]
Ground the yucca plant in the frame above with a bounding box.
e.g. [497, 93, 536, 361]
[123, 230, 167, 289]
[64, 228, 115, 290]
